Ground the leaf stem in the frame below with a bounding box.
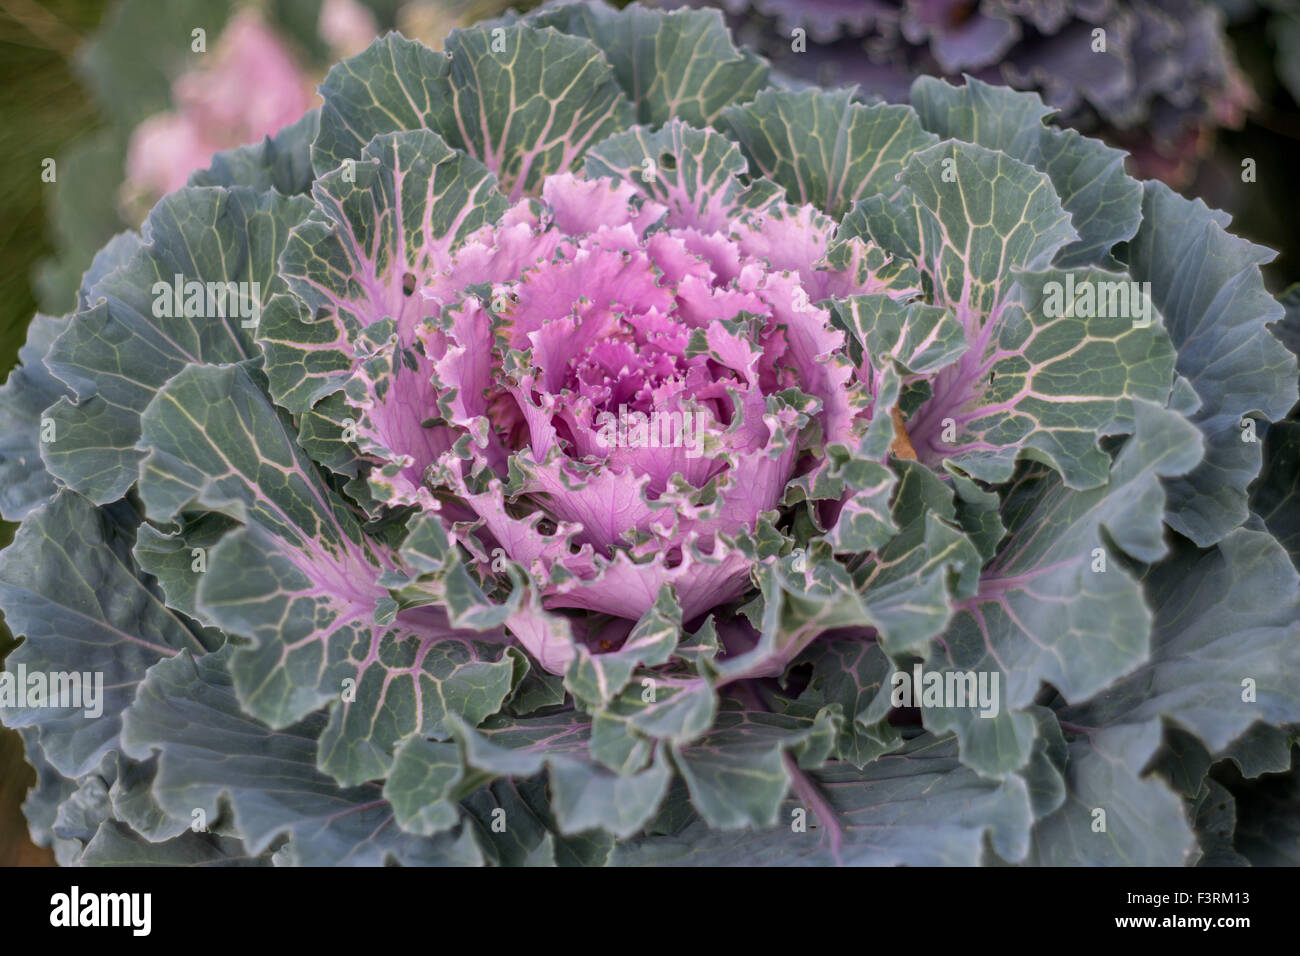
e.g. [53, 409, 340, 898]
[783, 752, 843, 865]
[1057, 719, 1095, 736]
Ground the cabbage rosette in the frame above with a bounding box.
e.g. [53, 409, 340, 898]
[1, 0, 1297, 868]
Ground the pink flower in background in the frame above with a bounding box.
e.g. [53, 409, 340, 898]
[319, 0, 380, 58]
[122, 113, 216, 201]
[124, 10, 318, 200]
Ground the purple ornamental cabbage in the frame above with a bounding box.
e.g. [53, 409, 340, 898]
[352, 158, 911, 641]
[0, 0, 1297, 867]
[658, 0, 1255, 186]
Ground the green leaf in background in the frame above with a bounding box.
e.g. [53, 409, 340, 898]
[77, 0, 235, 131]
[32, 131, 129, 317]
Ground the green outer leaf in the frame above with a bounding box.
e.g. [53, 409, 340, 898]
[269, 128, 505, 414]
[842, 140, 1166, 488]
[0, 492, 207, 778]
[47, 758, 116, 854]
[1220, 723, 1297, 780]
[950, 469, 1005, 561]
[76, 231, 145, 312]
[42, 187, 313, 503]
[672, 697, 839, 829]
[80, 821, 268, 867]
[851, 464, 984, 659]
[591, 677, 717, 770]
[312, 32, 453, 178]
[14, 729, 77, 857]
[1270, 284, 1300, 357]
[909, 76, 1142, 268]
[189, 108, 321, 195]
[136, 363, 368, 564]
[461, 774, 614, 866]
[565, 585, 680, 708]
[133, 514, 238, 623]
[106, 753, 184, 843]
[313, 628, 524, 787]
[806, 365, 902, 554]
[1227, 745, 1300, 866]
[922, 400, 1203, 778]
[1191, 778, 1249, 867]
[136, 363, 522, 782]
[526, 0, 768, 127]
[1063, 529, 1300, 768]
[313, 26, 635, 200]
[926, 265, 1179, 490]
[1027, 723, 1195, 865]
[795, 639, 902, 768]
[584, 119, 782, 231]
[872, 139, 1077, 318]
[612, 734, 1034, 866]
[386, 709, 672, 841]
[0, 313, 68, 521]
[120, 646, 483, 866]
[382, 738, 464, 836]
[1251, 419, 1300, 571]
[1128, 182, 1299, 546]
[722, 88, 939, 218]
[831, 294, 966, 376]
[548, 749, 673, 839]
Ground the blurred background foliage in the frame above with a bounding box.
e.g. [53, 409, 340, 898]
[0, 0, 1296, 866]
[0, 0, 106, 867]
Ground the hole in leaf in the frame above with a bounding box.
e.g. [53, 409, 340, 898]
[658, 152, 676, 171]
[402, 272, 416, 296]
[783, 662, 814, 698]
[946, 1, 977, 27]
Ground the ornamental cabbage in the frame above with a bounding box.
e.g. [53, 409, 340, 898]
[1, 0, 1297, 867]
[659, 0, 1255, 185]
